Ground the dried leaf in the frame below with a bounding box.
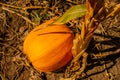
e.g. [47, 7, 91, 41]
[85, 0, 104, 22]
[85, 0, 96, 20]
[81, 22, 86, 40]
[53, 5, 86, 24]
[72, 33, 83, 57]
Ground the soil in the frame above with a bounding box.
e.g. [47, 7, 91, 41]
[0, 0, 120, 80]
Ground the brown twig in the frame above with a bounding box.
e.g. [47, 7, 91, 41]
[0, 2, 21, 9]
[2, 6, 36, 26]
[22, 6, 43, 11]
[106, 4, 120, 18]
[0, 2, 43, 10]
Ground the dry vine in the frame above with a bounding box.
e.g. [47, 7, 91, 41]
[63, 0, 120, 79]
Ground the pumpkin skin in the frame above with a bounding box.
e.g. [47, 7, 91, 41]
[23, 18, 74, 72]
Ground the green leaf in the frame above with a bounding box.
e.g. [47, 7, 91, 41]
[53, 5, 86, 24]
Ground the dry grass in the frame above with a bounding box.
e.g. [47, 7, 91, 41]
[0, 0, 120, 80]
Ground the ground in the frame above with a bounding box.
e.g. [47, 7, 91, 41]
[0, 0, 120, 80]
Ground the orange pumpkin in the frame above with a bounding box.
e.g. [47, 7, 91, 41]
[23, 18, 74, 72]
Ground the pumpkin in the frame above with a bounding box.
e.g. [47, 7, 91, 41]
[23, 18, 74, 72]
